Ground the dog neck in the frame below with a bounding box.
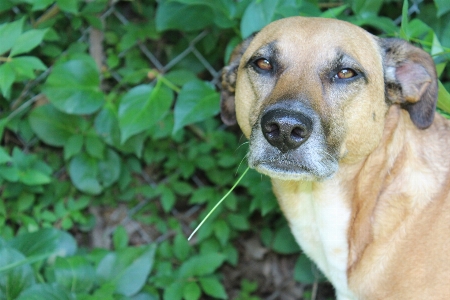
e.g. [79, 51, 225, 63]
[345, 105, 406, 271]
[345, 105, 450, 296]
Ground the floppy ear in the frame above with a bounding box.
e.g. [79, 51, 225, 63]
[220, 34, 255, 125]
[380, 38, 438, 129]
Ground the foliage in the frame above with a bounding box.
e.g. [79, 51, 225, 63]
[0, 228, 156, 299]
[0, 0, 449, 299]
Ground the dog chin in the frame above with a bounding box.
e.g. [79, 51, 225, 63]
[251, 161, 336, 182]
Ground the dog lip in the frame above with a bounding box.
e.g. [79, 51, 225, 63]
[252, 161, 328, 181]
[248, 145, 339, 180]
[254, 158, 312, 173]
[250, 156, 335, 180]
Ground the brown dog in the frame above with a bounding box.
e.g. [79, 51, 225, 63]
[221, 17, 450, 299]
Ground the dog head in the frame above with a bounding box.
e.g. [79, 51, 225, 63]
[221, 17, 437, 181]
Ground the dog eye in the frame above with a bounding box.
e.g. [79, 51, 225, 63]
[253, 58, 273, 71]
[335, 68, 357, 79]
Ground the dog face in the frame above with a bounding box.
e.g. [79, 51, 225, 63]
[221, 17, 437, 181]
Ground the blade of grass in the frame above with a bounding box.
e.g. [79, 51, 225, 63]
[399, 0, 409, 40]
[188, 167, 250, 241]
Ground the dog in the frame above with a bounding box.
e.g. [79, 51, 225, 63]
[220, 17, 450, 299]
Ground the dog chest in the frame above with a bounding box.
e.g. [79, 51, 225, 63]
[272, 179, 357, 299]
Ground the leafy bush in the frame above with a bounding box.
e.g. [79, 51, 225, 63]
[0, 0, 449, 299]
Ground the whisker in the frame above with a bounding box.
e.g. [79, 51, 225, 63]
[236, 141, 249, 151]
[319, 150, 338, 163]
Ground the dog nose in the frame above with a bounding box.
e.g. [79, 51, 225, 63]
[261, 108, 312, 153]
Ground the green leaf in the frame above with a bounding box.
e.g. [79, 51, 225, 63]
[178, 253, 225, 278]
[164, 281, 184, 300]
[85, 135, 105, 159]
[48, 256, 95, 293]
[10, 29, 48, 57]
[239, 0, 301, 38]
[0, 1, 14, 13]
[0, 62, 16, 99]
[189, 187, 216, 204]
[169, 0, 234, 25]
[17, 193, 34, 212]
[404, 19, 431, 41]
[10, 148, 53, 185]
[240, 0, 278, 38]
[399, 0, 409, 40]
[294, 255, 326, 284]
[164, 69, 198, 86]
[173, 80, 219, 134]
[0, 122, 7, 145]
[156, 2, 214, 32]
[430, 32, 445, 58]
[209, 0, 236, 29]
[113, 225, 129, 250]
[95, 103, 146, 155]
[226, 213, 249, 231]
[0, 164, 20, 182]
[183, 282, 201, 300]
[27, 0, 53, 11]
[29, 104, 87, 147]
[271, 225, 300, 254]
[173, 233, 190, 261]
[320, 5, 348, 18]
[43, 58, 104, 115]
[10, 56, 47, 78]
[0, 246, 35, 299]
[98, 148, 121, 188]
[435, 0, 450, 17]
[159, 186, 176, 213]
[16, 283, 75, 300]
[199, 277, 227, 299]
[0, 18, 23, 55]
[9, 228, 77, 258]
[223, 244, 238, 266]
[437, 81, 450, 114]
[20, 169, 52, 185]
[351, 0, 383, 17]
[172, 181, 193, 196]
[0, 147, 12, 164]
[351, 16, 397, 36]
[96, 244, 156, 297]
[213, 220, 230, 246]
[64, 135, 83, 160]
[68, 153, 102, 195]
[94, 104, 120, 146]
[118, 83, 173, 143]
[61, 218, 73, 230]
[67, 196, 90, 211]
[56, 0, 78, 13]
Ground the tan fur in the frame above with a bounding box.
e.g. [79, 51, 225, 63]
[346, 108, 450, 299]
[221, 17, 450, 299]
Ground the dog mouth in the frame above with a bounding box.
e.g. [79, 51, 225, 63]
[248, 148, 338, 181]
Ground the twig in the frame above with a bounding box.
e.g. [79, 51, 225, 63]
[311, 280, 318, 300]
[34, 4, 60, 28]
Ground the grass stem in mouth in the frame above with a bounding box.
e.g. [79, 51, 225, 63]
[188, 167, 250, 241]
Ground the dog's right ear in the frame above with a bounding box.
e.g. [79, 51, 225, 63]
[380, 38, 438, 129]
[220, 34, 255, 125]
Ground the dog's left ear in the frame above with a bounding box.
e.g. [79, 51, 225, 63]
[220, 34, 255, 125]
[380, 38, 438, 129]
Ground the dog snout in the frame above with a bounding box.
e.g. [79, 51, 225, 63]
[261, 108, 313, 153]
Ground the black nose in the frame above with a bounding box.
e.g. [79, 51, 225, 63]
[260, 108, 313, 153]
